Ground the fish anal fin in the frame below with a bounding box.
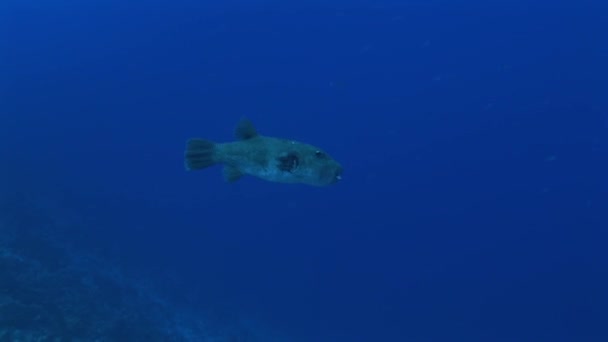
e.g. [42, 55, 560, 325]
[223, 166, 243, 183]
[235, 118, 258, 140]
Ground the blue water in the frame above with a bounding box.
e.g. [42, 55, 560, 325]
[2, 0, 607, 341]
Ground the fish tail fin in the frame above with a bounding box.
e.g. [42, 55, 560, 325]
[184, 138, 217, 170]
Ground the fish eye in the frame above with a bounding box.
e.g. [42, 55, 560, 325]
[315, 150, 326, 158]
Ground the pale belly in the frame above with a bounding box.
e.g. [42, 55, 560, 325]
[241, 164, 296, 183]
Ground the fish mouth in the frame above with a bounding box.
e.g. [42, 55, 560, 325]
[317, 165, 342, 186]
[332, 167, 343, 183]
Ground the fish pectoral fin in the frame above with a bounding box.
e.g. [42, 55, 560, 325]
[223, 166, 244, 183]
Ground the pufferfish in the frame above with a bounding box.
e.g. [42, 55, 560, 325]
[184, 119, 343, 186]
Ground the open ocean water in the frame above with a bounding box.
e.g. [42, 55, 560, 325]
[1, 0, 607, 341]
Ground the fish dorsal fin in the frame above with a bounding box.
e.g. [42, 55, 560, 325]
[235, 118, 258, 140]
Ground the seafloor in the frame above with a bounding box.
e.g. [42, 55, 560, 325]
[0, 191, 281, 342]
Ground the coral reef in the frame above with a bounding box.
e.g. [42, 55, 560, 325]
[0, 196, 278, 341]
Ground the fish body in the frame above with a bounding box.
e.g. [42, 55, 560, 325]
[185, 119, 343, 186]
